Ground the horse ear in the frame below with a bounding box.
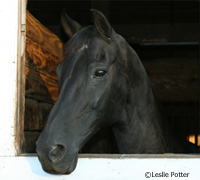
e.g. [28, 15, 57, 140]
[91, 9, 112, 39]
[61, 10, 83, 38]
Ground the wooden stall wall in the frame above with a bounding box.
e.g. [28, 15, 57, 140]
[143, 58, 199, 145]
[24, 11, 63, 153]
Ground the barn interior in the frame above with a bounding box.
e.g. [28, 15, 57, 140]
[24, 0, 199, 153]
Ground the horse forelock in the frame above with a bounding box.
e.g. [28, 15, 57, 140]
[63, 26, 95, 58]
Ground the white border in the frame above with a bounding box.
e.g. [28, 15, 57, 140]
[1, 154, 200, 180]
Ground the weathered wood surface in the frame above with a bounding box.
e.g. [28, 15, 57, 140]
[26, 37, 61, 80]
[25, 62, 59, 103]
[16, 0, 26, 156]
[24, 98, 53, 131]
[25, 10, 63, 103]
[143, 58, 199, 102]
[26, 10, 63, 58]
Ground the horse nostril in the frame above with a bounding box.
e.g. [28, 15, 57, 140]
[49, 145, 66, 163]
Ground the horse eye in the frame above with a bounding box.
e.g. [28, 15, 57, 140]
[94, 70, 107, 78]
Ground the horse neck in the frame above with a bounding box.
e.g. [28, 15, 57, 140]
[112, 45, 169, 154]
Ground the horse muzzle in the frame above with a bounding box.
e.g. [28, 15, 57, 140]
[36, 142, 78, 174]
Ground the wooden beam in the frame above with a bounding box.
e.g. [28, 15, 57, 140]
[15, 0, 26, 156]
[0, 0, 26, 156]
[26, 38, 61, 80]
[25, 66, 59, 103]
[24, 98, 53, 131]
[143, 58, 199, 102]
[25, 11, 63, 103]
[113, 23, 198, 44]
[26, 10, 63, 58]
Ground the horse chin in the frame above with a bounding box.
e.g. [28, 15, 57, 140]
[63, 153, 78, 174]
[40, 152, 78, 175]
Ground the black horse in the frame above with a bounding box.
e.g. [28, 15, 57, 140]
[36, 9, 199, 174]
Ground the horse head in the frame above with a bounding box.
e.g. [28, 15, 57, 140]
[36, 9, 137, 174]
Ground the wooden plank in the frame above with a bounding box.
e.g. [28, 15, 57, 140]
[113, 23, 198, 44]
[24, 98, 53, 153]
[25, 11, 63, 104]
[143, 58, 199, 102]
[0, 0, 26, 156]
[24, 98, 53, 131]
[26, 10, 63, 58]
[25, 66, 58, 103]
[26, 38, 62, 80]
[0, 155, 200, 179]
[16, 0, 26, 156]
